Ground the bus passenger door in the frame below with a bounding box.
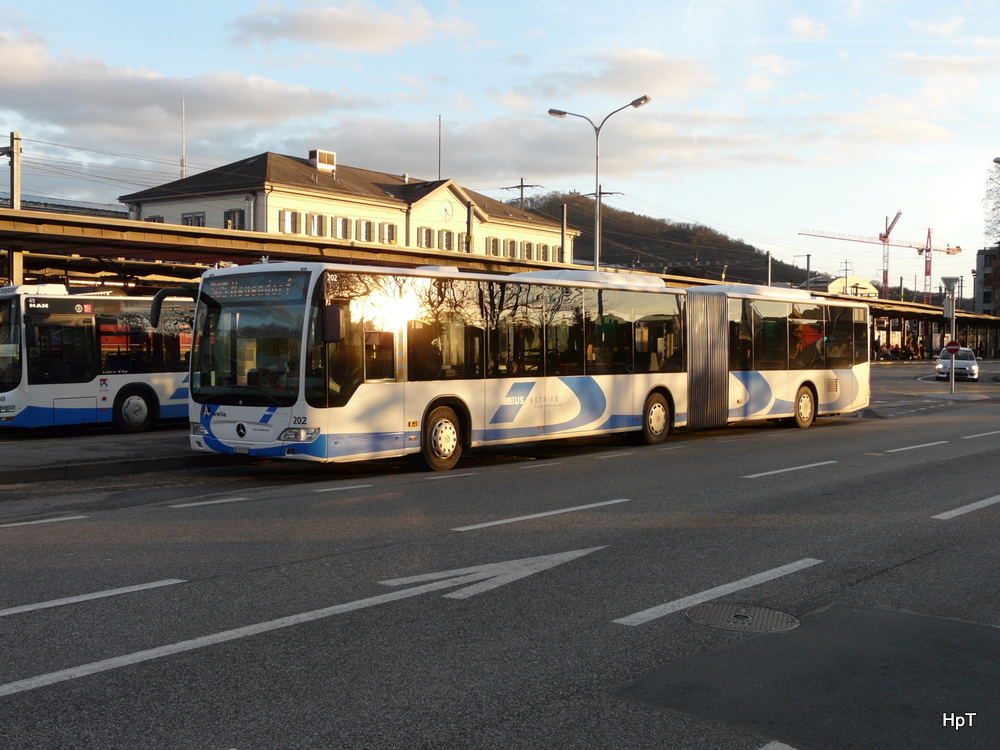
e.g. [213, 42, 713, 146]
[358, 329, 406, 456]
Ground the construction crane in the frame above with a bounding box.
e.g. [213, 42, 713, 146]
[799, 212, 960, 303]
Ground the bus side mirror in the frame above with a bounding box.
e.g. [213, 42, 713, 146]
[323, 305, 345, 343]
[151, 287, 197, 327]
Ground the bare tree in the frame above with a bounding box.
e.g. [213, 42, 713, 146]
[985, 163, 1000, 246]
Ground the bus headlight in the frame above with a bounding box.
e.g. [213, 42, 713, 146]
[191, 422, 209, 436]
[0, 405, 15, 413]
[279, 427, 320, 442]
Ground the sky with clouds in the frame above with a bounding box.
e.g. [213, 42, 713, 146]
[3, 0, 1000, 293]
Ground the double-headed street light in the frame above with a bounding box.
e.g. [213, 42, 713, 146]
[548, 95, 651, 271]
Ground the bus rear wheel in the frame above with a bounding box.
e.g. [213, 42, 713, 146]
[640, 392, 671, 445]
[793, 385, 815, 428]
[419, 406, 462, 471]
[113, 387, 158, 433]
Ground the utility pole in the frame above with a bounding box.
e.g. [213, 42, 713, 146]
[500, 178, 542, 210]
[1, 131, 21, 209]
[795, 254, 811, 289]
[180, 97, 187, 179]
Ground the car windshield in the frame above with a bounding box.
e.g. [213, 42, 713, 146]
[939, 349, 974, 361]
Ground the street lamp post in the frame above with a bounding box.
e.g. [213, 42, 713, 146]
[942, 276, 960, 395]
[548, 96, 651, 272]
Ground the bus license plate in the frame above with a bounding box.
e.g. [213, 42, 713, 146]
[233, 445, 250, 455]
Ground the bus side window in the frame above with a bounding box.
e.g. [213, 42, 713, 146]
[544, 285, 583, 376]
[407, 321, 443, 381]
[364, 331, 396, 381]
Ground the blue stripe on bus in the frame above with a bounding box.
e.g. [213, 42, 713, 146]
[545, 377, 608, 431]
[730, 371, 774, 417]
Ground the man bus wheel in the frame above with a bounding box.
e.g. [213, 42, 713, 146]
[419, 406, 462, 471]
[113, 387, 158, 433]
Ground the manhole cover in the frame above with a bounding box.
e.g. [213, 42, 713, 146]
[684, 602, 800, 633]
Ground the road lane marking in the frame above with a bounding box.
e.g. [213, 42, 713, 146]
[885, 441, 947, 453]
[743, 461, 837, 479]
[311, 484, 374, 493]
[961, 430, 1000, 439]
[519, 462, 561, 469]
[423, 472, 479, 480]
[0, 515, 88, 528]
[451, 499, 631, 532]
[932, 495, 1000, 520]
[0, 548, 604, 697]
[613, 558, 823, 626]
[168, 497, 250, 508]
[0, 580, 186, 618]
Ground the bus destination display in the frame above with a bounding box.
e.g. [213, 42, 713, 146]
[203, 273, 308, 302]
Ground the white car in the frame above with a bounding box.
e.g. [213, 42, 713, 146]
[935, 347, 980, 381]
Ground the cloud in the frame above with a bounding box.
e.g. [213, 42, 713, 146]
[0, 31, 364, 160]
[229, 1, 477, 53]
[889, 50, 1000, 107]
[815, 98, 957, 148]
[744, 54, 794, 92]
[790, 16, 828, 39]
[524, 48, 718, 104]
[751, 54, 793, 77]
[907, 17, 965, 36]
[890, 50, 1000, 78]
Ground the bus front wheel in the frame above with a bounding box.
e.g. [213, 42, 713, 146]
[793, 386, 815, 429]
[113, 388, 157, 433]
[640, 392, 671, 445]
[419, 406, 462, 471]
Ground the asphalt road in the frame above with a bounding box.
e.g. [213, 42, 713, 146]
[1, 362, 999, 749]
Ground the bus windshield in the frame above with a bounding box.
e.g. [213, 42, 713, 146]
[0, 297, 21, 392]
[191, 270, 310, 407]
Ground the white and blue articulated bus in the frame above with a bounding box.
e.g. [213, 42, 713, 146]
[185, 261, 870, 470]
[0, 284, 193, 432]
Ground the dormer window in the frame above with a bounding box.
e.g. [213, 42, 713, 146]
[308, 149, 336, 174]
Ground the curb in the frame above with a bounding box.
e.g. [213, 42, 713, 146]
[0, 453, 237, 486]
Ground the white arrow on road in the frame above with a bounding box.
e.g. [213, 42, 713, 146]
[379, 546, 607, 599]
[0, 547, 606, 698]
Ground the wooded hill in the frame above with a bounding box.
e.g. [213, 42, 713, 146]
[523, 192, 808, 286]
